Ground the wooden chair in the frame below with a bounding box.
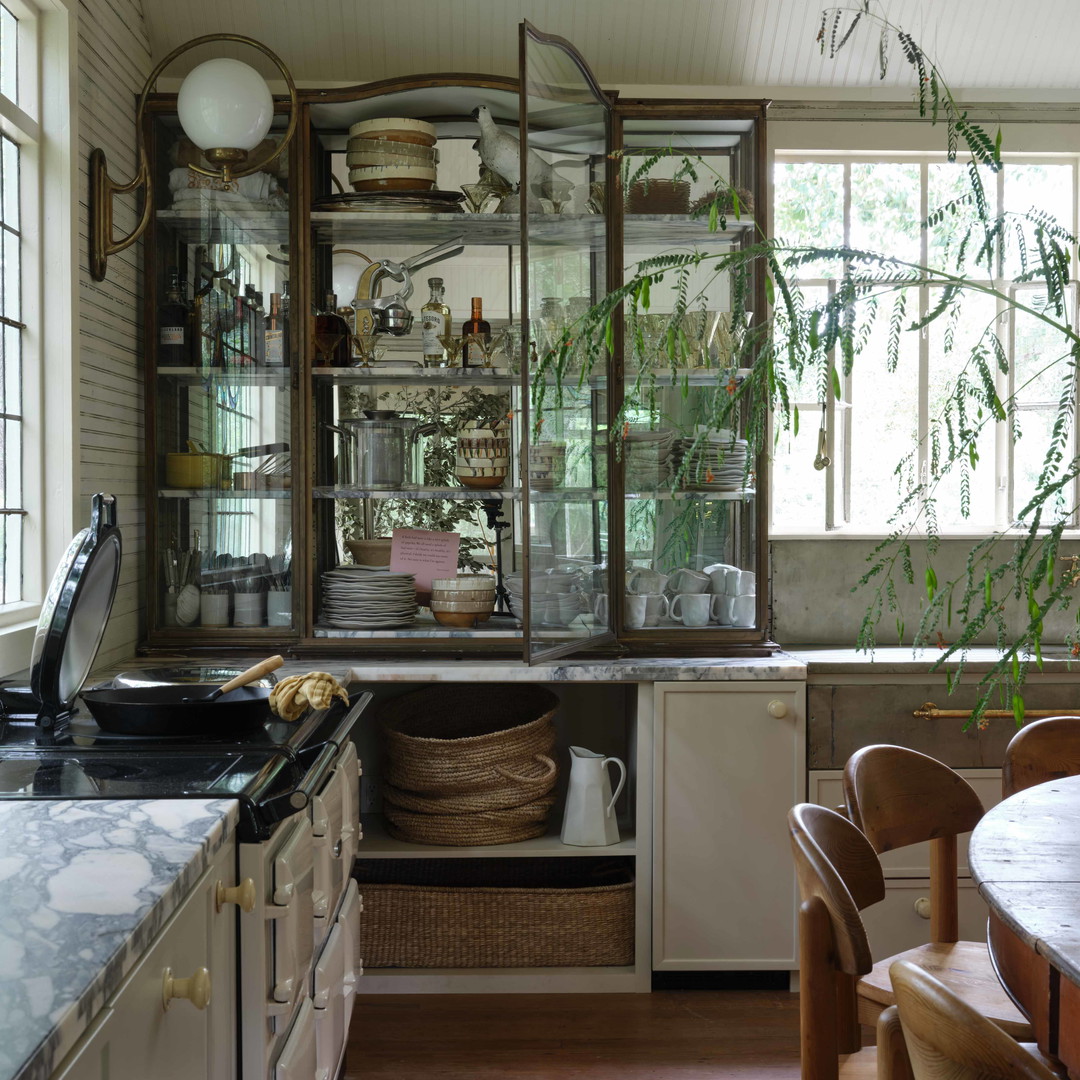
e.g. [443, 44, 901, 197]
[1003, 716, 1080, 798]
[842, 744, 1032, 1039]
[788, 802, 911, 1080]
[889, 960, 1064, 1079]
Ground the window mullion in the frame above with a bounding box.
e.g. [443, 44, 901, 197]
[836, 161, 852, 528]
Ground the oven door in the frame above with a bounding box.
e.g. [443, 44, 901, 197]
[271, 815, 315, 1012]
[310, 740, 361, 944]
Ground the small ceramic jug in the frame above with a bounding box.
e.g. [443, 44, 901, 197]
[561, 745, 626, 847]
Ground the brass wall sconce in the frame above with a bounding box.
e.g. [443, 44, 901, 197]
[89, 34, 298, 282]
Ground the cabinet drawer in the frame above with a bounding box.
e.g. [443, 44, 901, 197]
[809, 769, 1002, 877]
[863, 878, 990, 959]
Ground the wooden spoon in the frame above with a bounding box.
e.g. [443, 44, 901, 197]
[182, 655, 285, 703]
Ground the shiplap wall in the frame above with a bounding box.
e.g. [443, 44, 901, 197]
[77, 0, 151, 665]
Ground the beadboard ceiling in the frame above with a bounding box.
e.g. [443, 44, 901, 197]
[138, 0, 1080, 93]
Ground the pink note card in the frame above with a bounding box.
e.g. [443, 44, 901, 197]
[390, 528, 460, 603]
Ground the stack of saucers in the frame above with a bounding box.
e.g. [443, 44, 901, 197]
[674, 430, 752, 491]
[430, 575, 497, 628]
[347, 118, 437, 192]
[320, 567, 417, 629]
[504, 571, 581, 625]
[624, 428, 675, 489]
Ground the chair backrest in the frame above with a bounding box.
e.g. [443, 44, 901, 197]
[890, 959, 1058, 1080]
[1003, 715, 1080, 798]
[843, 744, 983, 944]
[788, 804, 886, 1080]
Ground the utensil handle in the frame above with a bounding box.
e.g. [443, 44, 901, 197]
[217, 655, 285, 695]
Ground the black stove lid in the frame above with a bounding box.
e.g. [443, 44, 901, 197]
[30, 494, 122, 718]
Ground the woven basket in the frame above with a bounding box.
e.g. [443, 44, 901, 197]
[355, 858, 635, 968]
[627, 179, 690, 214]
[379, 685, 559, 796]
[382, 794, 557, 846]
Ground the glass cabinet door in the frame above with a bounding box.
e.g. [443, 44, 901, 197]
[147, 107, 296, 639]
[614, 103, 767, 643]
[520, 22, 615, 663]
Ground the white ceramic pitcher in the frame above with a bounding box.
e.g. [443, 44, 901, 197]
[561, 745, 626, 847]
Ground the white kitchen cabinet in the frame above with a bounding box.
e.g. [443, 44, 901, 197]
[652, 681, 806, 970]
[50, 837, 238, 1080]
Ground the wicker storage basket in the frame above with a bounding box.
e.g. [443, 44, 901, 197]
[355, 858, 635, 968]
[627, 179, 690, 214]
[382, 793, 557, 846]
[379, 684, 559, 797]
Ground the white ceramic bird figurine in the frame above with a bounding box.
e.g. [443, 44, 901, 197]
[473, 105, 573, 197]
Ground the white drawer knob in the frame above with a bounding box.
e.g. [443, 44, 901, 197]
[216, 877, 256, 913]
[767, 699, 788, 719]
[162, 966, 211, 1011]
[914, 897, 932, 920]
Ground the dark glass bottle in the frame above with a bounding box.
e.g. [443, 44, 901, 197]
[461, 296, 491, 368]
[158, 267, 190, 366]
[313, 292, 351, 367]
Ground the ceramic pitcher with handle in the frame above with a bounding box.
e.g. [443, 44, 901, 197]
[561, 745, 626, 847]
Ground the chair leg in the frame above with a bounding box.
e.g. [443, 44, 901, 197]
[836, 971, 861, 1055]
[800, 898, 839, 1080]
[929, 835, 959, 944]
[875, 1006, 912, 1080]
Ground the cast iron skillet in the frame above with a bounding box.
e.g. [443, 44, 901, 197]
[80, 684, 273, 737]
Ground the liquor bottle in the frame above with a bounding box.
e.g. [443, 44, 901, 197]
[461, 296, 491, 368]
[158, 267, 190, 366]
[420, 277, 451, 367]
[313, 292, 351, 367]
[264, 293, 285, 366]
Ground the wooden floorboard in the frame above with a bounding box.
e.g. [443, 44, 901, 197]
[346, 990, 801, 1078]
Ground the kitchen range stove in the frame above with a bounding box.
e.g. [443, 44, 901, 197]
[0, 687, 371, 841]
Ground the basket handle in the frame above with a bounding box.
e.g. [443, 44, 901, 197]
[495, 754, 557, 786]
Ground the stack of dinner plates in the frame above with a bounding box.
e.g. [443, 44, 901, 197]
[320, 567, 417, 628]
[347, 118, 438, 192]
[624, 428, 675, 489]
[674, 431, 752, 492]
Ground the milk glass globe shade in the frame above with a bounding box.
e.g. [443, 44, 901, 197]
[176, 57, 274, 153]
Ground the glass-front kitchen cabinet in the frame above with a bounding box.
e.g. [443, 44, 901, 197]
[141, 24, 770, 658]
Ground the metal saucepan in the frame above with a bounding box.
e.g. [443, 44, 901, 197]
[81, 655, 283, 737]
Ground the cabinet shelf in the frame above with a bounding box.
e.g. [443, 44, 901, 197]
[312, 367, 516, 386]
[157, 366, 292, 386]
[359, 813, 636, 858]
[315, 617, 522, 640]
[158, 488, 292, 499]
[312, 485, 606, 501]
[625, 488, 755, 501]
[311, 210, 752, 250]
[157, 205, 289, 244]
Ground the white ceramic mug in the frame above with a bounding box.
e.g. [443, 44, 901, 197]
[714, 595, 735, 625]
[667, 567, 710, 595]
[670, 592, 720, 627]
[200, 592, 229, 628]
[642, 593, 669, 627]
[626, 567, 668, 595]
[731, 593, 756, 626]
[267, 589, 292, 627]
[707, 564, 737, 595]
[593, 593, 609, 622]
[624, 594, 647, 630]
[726, 569, 756, 597]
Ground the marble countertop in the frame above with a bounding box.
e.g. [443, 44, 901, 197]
[0, 798, 238, 1080]
[787, 645, 1080, 675]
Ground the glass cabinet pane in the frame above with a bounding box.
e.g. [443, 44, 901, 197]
[617, 107, 765, 637]
[521, 23, 613, 661]
[149, 110, 295, 636]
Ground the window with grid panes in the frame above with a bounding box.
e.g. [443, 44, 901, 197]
[770, 154, 1079, 535]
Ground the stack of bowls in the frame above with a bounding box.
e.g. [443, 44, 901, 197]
[347, 118, 438, 192]
[430, 575, 498, 628]
[455, 426, 511, 489]
[528, 442, 566, 490]
[504, 571, 581, 626]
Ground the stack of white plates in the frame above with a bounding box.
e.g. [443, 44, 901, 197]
[320, 567, 417, 628]
[624, 428, 675, 489]
[347, 118, 437, 192]
[504, 571, 582, 625]
[674, 432, 752, 491]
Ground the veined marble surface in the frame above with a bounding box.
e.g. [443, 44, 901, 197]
[344, 654, 806, 683]
[0, 799, 237, 1080]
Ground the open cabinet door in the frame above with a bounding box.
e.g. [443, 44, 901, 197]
[519, 21, 616, 664]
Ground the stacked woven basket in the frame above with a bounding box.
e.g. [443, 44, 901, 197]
[346, 117, 438, 192]
[379, 684, 560, 846]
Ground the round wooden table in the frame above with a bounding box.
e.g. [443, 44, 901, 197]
[969, 773, 1080, 1077]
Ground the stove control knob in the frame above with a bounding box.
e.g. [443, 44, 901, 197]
[162, 966, 211, 1011]
[215, 878, 257, 913]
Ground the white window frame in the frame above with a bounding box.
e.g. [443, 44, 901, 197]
[0, 0, 76, 676]
[769, 141, 1080, 541]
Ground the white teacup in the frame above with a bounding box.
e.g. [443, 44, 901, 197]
[707, 564, 738, 595]
[731, 593, 756, 626]
[714, 595, 735, 625]
[670, 592, 721, 627]
[642, 593, 669, 627]
[667, 567, 710, 594]
[626, 567, 669, 595]
[593, 593, 609, 623]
